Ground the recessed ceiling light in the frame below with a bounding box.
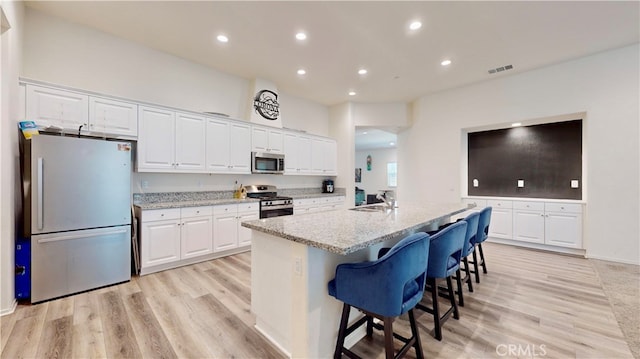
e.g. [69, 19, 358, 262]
[295, 32, 307, 41]
[511, 122, 522, 127]
[362, 131, 368, 135]
[389, 142, 395, 146]
[297, 69, 306, 75]
[409, 21, 422, 30]
[441, 59, 452, 66]
[358, 69, 368, 75]
[216, 34, 229, 43]
[348, 91, 356, 96]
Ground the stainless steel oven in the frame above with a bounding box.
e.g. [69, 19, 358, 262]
[244, 185, 293, 218]
[251, 152, 285, 174]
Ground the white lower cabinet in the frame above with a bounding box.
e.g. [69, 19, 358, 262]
[139, 203, 257, 275]
[213, 203, 259, 252]
[544, 203, 583, 248]
[512, 201, 545, 244]
[180, 207, 214, 259]
[467, 197, 584, 251]
[294, 196, 345, 215]
[487, 200, 513, 239]
[140, 208, 182, 268]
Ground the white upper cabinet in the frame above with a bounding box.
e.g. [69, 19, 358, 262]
[137, 106, 176, 171]
[284, 132, 312, 174]
[138, 108, 207, 172]
[175, 112, 206, 172]
[252, 126, 284, 154]
[228, 122, 252, 172]
[206, 118, 251, 174]
[26, 84, 138, 138]
[26, 85, 89, 130]
[311, 137, 337, 175]
[89, 97, 138, 138]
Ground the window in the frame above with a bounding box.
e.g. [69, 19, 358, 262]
[387, 162, 397, 187]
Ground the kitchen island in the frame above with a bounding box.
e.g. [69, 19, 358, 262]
[242, 202, 471, 358]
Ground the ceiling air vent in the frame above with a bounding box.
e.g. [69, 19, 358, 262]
[488, 64, 513, 74]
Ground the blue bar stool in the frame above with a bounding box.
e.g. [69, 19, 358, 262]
[455, 211, 480, 306]
[470, 207, 492, 283]
[416, 220, 467, 341]
[328, 232, 431, 359]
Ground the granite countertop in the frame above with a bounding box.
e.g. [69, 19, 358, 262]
[133, 187, 346, 210]
[242, 202, 472, 255]
[134, 197, 260, 210]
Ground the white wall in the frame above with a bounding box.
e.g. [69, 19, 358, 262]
[329, 103, 354, 207]
[352, 102, 410, 129]
[1, 0, 24, 315]
[355, 148, 397, 197]
[399, 44, 640, 264]
[22, 8, 331, 195]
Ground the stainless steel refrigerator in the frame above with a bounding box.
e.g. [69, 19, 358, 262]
[21, 134, 132, 303]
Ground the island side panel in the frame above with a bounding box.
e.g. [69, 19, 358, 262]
[251, 231, 294, 357]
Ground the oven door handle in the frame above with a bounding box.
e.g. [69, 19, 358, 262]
[261, 204, 294, 211]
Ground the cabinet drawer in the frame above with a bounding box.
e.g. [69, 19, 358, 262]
[238, 202, 259, 213]
[545, 202, 582, 213]
[487, 200, 512, 209]
[181, 206, 213, 218]
[214, 204, 237, 215]
[142, 208, 181, 222]
[513, 201, 544, 211]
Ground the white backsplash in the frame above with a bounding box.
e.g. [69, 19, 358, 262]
[132, 172, 331, 194]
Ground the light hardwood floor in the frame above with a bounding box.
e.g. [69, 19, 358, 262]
[1, 243, 636, 358]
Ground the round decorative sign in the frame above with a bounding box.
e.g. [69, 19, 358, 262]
[253, 89, 280, 120]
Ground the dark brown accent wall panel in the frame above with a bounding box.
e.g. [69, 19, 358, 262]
[468, 120, 582, 199]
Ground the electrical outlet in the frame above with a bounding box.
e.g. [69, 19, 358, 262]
[571, 180, 579, 188]
[142, 180, 149, 189]
[517, 179, 525, 188]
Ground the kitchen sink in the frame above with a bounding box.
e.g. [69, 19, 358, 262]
[349, 204, 393, 212]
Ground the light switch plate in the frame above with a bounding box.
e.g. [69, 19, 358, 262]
[571, 180, 579, 188]
[517, 180, 525, 188]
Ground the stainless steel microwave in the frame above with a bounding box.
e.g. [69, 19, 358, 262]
[251, 152, 285, 174]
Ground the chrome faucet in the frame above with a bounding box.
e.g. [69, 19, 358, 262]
[376, 190, 396, 209]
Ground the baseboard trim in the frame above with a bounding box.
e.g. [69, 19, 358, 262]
[0, 299, 17, 316]
[488, 237, 586, 257]
[585, 253, 640, 266]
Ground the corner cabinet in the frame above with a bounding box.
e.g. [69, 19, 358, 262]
[465, 197, 584, 253]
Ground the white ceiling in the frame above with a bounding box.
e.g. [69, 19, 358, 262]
[355, 128, 397, 151]
[26, 1, 639, 107]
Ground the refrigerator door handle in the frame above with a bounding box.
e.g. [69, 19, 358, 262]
[36, 228, 128, 243]
[37, 157, 44, 230]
